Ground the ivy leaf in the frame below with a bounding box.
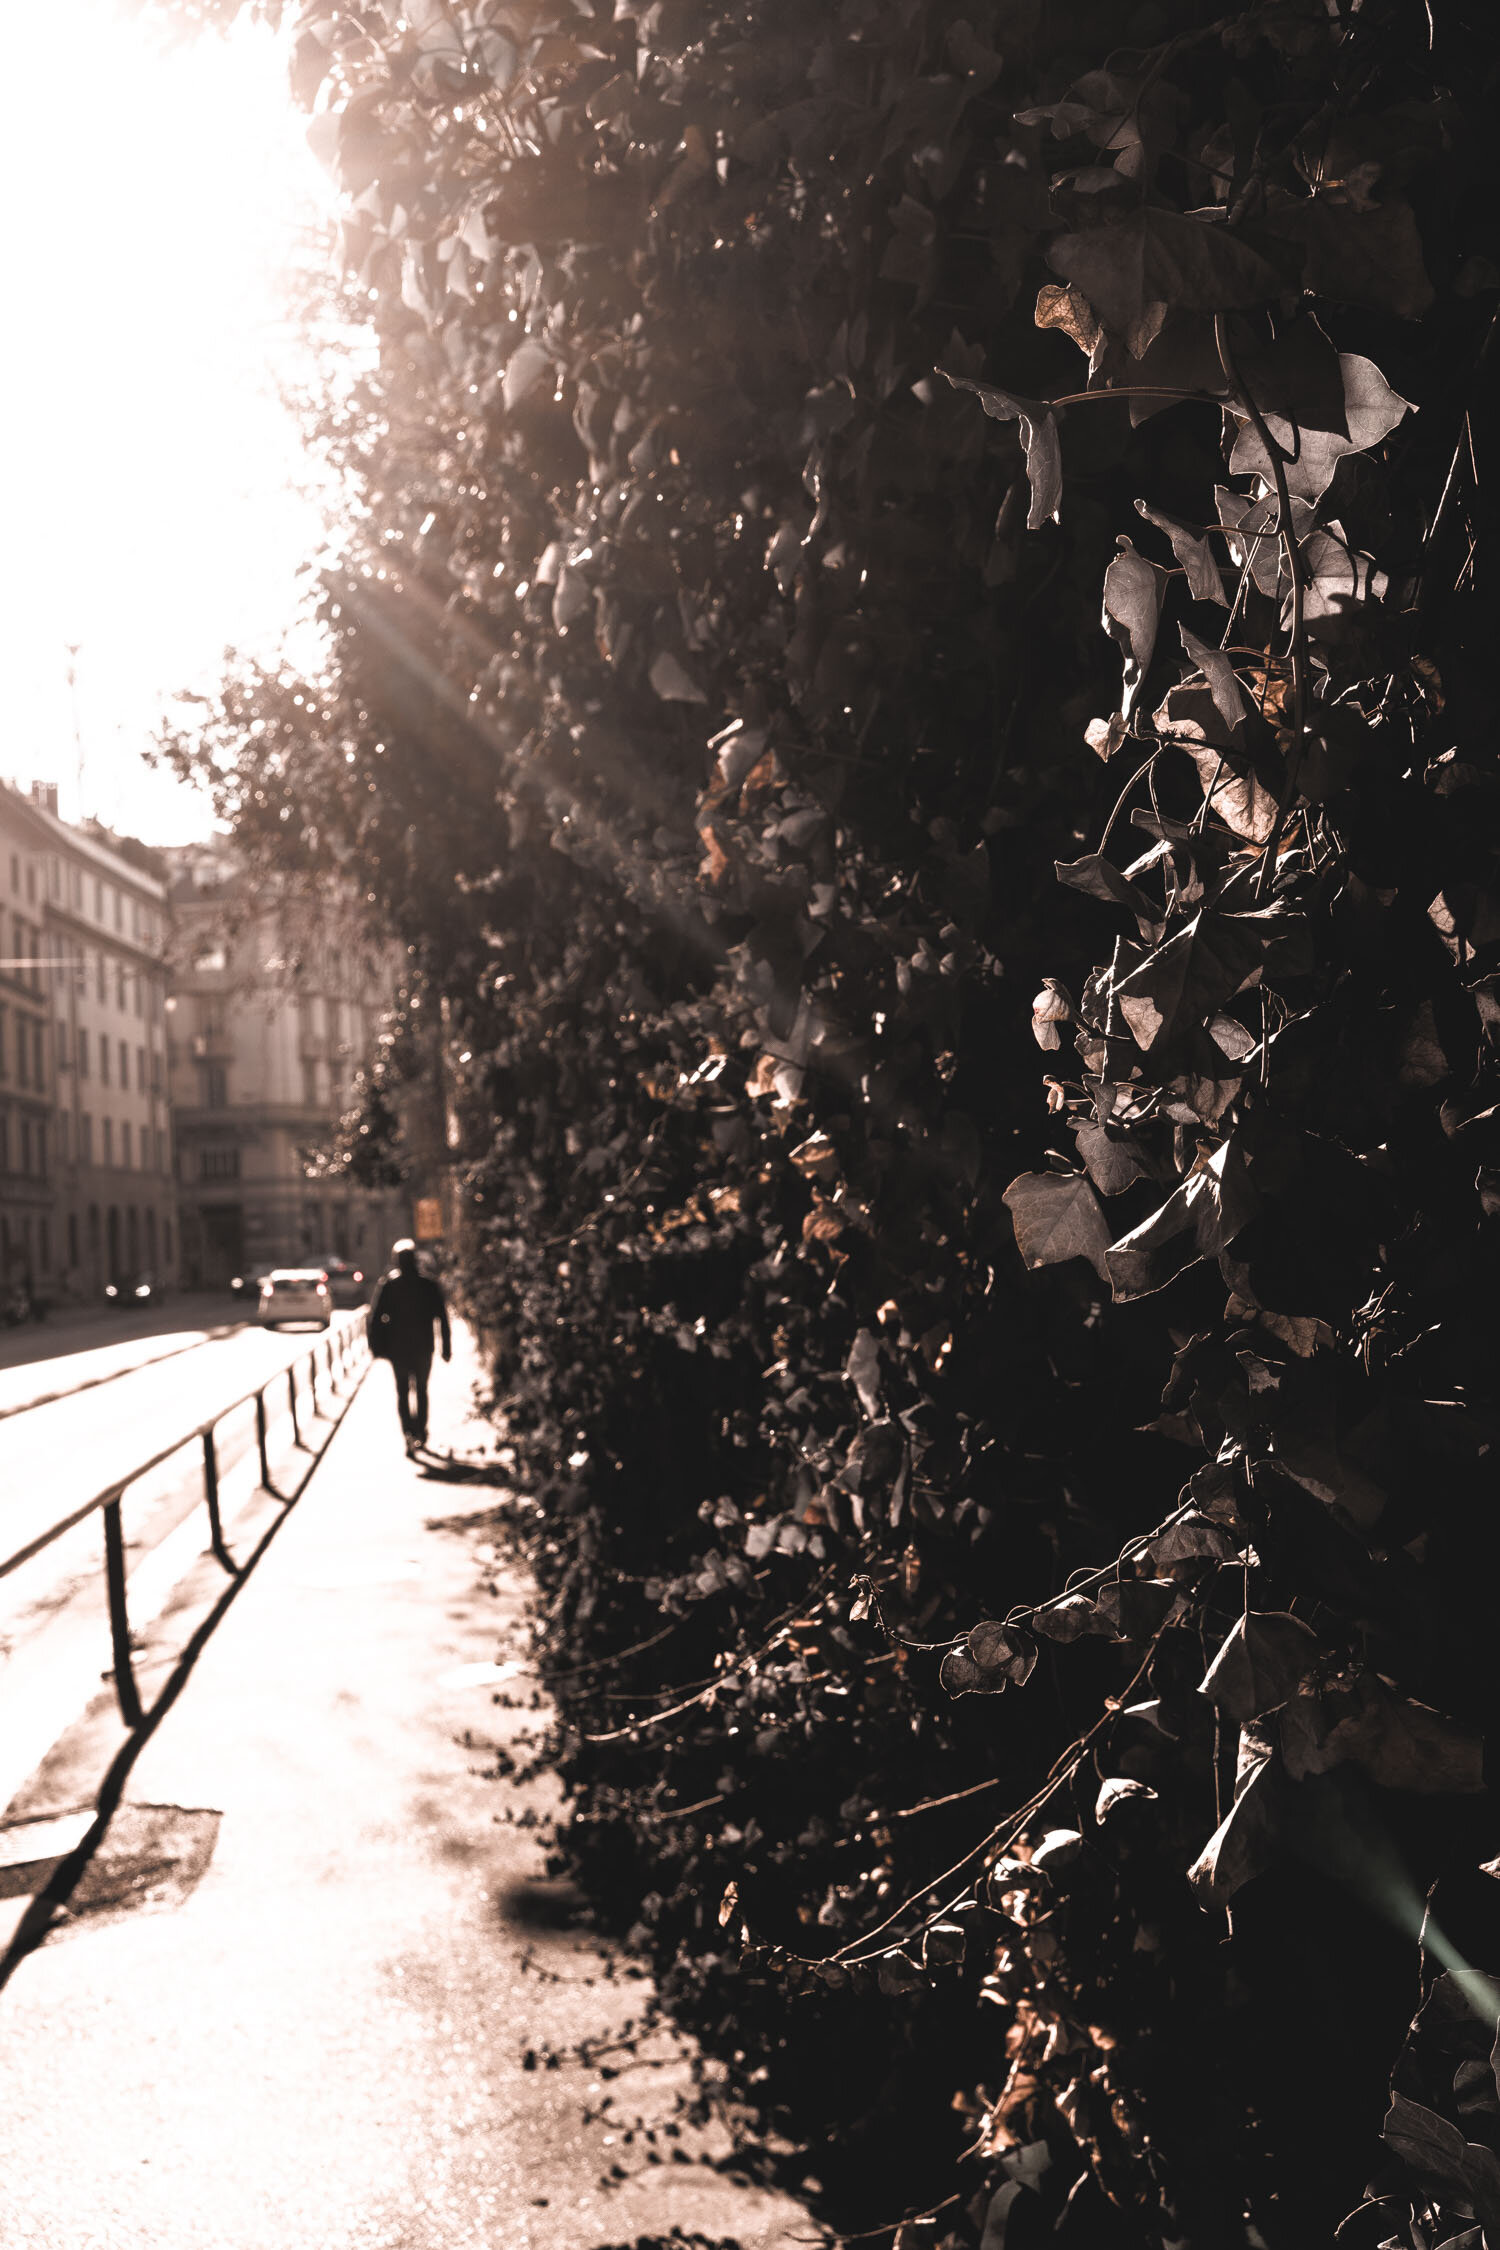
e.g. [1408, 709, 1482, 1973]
[1054, 851, 1157, 924]
[1198, 1611, 1321, 1722]
[1110, 910, 1269, 1052]
[1074, 1122, 1149, 1196]
[1266, 193, 1436, 321]
[1048, 210, 1284, 353]
[502, 338, 553, 412]
[1179, 625, 1250, 735]
[1101, 538, 1168, 720]
[1094, 1575, 1180, 1638]
[1280, 1674, 1484, 1794]
[941, 1619, 1038, 1694]
[1188, 1739, 1283, 1904]
[845, 1330, 883, 1419]
[649, 650, 709, 704]
[1034, 281, 1102, 364]
[938, 372, 1061, 528]
[1146, 1515, 1241, 1570]
[1003, 1171, 1112, 1282]
[1031, 1592, 1112, 1642]
[1382, 2094, 1500, 2240]
[1228, 354, 1413, 504]
[1134, 501, 1227, 605]
[1095, 1775, 1157, 1820]
[1105, 1141, 1259, 1299]
[1153, 678, 1279, 844]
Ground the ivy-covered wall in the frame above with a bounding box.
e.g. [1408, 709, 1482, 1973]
[161, 1, 1500, 2241]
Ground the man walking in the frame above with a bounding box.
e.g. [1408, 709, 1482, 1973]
[368, 1239, 451, 1454]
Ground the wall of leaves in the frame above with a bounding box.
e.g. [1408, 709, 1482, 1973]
[159, 0, 1500, 2241]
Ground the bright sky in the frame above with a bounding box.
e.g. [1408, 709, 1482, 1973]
[0, 0, 334, 843]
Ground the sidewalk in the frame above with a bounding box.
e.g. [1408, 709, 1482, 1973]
[0, 1334, 810, 2250]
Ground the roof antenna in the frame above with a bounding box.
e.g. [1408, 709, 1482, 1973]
[65, 642, 84, 820]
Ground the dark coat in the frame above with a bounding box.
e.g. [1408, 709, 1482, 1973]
[369, 1270, 451, 1364]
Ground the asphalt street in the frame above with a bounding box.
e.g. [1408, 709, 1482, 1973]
[0, 1322, 809, 2249]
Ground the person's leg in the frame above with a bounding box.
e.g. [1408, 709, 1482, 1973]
[410, 1355, 431, 1443]
[390, 1357, 415, 1437]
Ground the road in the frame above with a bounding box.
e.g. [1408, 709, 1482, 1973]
[0, 1309, 368, 1814]
[0, 1290, 244, 1402]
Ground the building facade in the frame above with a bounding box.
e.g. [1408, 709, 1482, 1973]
[0, 781, 175, 1301]
[0, 788, 58, 1297]
[164, 847, 407, 1287]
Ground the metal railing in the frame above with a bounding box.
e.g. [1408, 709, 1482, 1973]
[0, 1313, 371, 1731]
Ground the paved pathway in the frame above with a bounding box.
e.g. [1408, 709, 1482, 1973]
[0, 1334, 809, 2249]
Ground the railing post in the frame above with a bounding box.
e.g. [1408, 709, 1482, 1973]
[255, 1389, 272, 1490]
[103, 1496, 144, 1729]
[308, 1348, 318, 1418]
[202, 1427, 236, 1573]
[288, 1365, 302, 1449]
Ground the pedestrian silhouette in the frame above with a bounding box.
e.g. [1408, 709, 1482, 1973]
[368, 1239, 451, 1454]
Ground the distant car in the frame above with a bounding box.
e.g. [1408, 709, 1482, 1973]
[313, 1256, 368, 1308]
[105, 1273, 167, 1311]
[256, 1269, 332, 1330]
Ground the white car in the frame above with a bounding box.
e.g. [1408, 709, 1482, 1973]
[257, 1269, 332, 1330]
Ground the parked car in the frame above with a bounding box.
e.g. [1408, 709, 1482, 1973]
[228, 1273, 266, 1304]
[256, 1269, 332, 1330]
[313, 1256, 368, 1308]
[105, 1273, 167, 1311]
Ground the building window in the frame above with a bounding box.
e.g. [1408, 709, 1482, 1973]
[33, 1021, 43, 1086]
[199, 1147, 241, 1182]
[20, 1117, 31, 1174]
[16, 1022, 27, 1089]
[96, 951, 106, 1002]
[81, 1113, 93, 1164]
[122, 1121, 133, 1169]
[119, 1039, 128, 1087]
[116, 964, 125, 1011]
[100, 1037, 110, 1086]
[136, 1045, 146, 1091]
[113, 889, 122, 932]
[60, 1111, 71, 1164]
[157, 1128, 167, 1174]
[36, 1121, 46, 1179]
[78, 1026, 89, 1078]
[201, 1063, 227, 1110]
[56, 1019, 69, 1069]
[103, 1117, 113, 1166]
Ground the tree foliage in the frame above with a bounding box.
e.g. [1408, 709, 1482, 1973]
[154, 0, 1500, 2240]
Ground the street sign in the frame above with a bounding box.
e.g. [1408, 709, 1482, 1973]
[413, 1196, 444, 1240]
